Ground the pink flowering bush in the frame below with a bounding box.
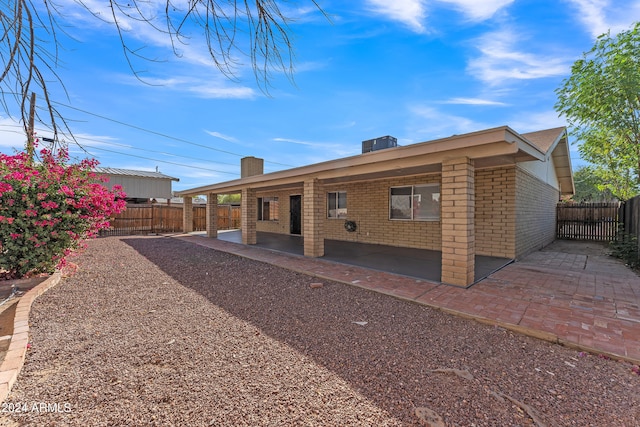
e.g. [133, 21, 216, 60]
[0, 147, 126, 279]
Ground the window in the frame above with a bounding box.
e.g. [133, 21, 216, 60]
[390, 184, 440, 221]
[327, 191, 347, 218]
[257, 197, 279, 221]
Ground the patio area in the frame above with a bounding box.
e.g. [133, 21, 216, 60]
[215, 230, 513, 285]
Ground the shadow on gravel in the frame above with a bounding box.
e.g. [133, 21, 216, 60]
[119, 236, 630, 425]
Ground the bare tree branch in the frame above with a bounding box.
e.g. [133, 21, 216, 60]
[0, 0, 327, 148]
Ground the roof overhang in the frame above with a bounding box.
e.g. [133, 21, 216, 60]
[178, 126, 547, 196]
[549, 132, 574, 195]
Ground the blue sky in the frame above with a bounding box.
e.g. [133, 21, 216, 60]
[1, 0, 639, 192]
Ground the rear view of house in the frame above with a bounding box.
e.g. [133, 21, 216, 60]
[178, 126, 574, 287]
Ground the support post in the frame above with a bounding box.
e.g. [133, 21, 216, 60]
[206, 193, 218, 238]
[183, 196, 193, 233]
[441, 157, 475, 287]
[303, 178, 324, 257]
[241, 188, 257, 244]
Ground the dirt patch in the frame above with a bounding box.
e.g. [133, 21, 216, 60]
[542, 239, 610, 256]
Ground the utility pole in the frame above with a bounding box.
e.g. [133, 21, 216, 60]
[26, 92, 36, 162]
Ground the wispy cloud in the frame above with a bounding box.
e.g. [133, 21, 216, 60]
[115, 74, 256, 99]
[408, 105, 487, 140]
[205, 131, 239, 143]
[566, 0, 640, 38]
[0, 117, 27, 149]
[443, 97, 508, 106]
[272, 138, 357, 159]
[364, 0, 428, 33]
[437, 0, 514, 21]
[272, 137, 324, 147]
[467, 29, 569, 85]
[188, 84, 256, 99]
[508, 110, 567, 134]
[55, 0, 258, 90]
[363, 0, 513, 32]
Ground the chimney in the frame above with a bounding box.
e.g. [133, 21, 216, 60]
[241, 156, 264, 178]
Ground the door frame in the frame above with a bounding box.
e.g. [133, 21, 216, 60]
[289, 194, 302, 235]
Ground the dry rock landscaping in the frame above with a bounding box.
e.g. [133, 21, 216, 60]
[1, 236, 639, 426]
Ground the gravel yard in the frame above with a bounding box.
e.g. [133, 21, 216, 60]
[2, 235, 640, 426]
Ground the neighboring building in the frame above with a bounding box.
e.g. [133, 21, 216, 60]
[177, 126, 574, 287]
[95, 167, 180, 203]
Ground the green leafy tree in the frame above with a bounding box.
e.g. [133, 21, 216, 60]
[572, 166, 616, 202]
[555, 22, 640, 201]
[218, 194, 241, 204]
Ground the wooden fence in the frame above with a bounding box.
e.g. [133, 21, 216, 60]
[556, 202, 622, 241]
[621, 196, 640, 239]
[101, 204, 241, 236]
[619, 196, 640, 264]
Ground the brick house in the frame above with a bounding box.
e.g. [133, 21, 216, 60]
[177, 126, 574, 287]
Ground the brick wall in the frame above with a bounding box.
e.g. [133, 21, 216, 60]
[247, 166, 556, 259]
[474, 166, 516, 258]
[322, 175, 442, 250]
[255, 189, 301, 234]
[515, 167, 559, 258]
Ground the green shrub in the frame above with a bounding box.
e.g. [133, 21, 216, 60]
[609, 229, 640, 269]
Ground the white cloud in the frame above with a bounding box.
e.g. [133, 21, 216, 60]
[273, 137, 321, 147]
[189, 85, 256, 100]
[364, 0, 428, 33]
[566, 0, 640, 38]
[363, 0, 513, 32]
[508, 110, 567, 134]
[408, 105, 487, 140]
[115, 74, 256, 99]
[205, 131, 239, 143]
[54, 0, 259, 91]
[0, 117, 27, 150]
[467, 29, 569, 85]
[436, 0, 514, 21]
[272, 138, 357, 159]
[443, 97, 508, 106]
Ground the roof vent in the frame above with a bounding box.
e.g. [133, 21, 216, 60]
[362, 136, 397, 153]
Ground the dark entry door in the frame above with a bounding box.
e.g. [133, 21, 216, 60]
[290, 195, 302, 235]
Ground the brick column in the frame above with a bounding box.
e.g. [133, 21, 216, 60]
[206, 193, 218, 238]
[441, 157, 475, 287]
[183, 196, 193, 233]
[303, 178, 324, 257]
[241, 188, 257, 244]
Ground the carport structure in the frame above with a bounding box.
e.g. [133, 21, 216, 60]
[177, 126, 574, 287]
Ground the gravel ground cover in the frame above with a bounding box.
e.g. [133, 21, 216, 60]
[2, 235, 639, 426]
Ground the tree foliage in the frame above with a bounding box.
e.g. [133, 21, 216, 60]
[555, 22, 640, 201]
[572, 166, 617, 202]
[0, 0, 324, 146]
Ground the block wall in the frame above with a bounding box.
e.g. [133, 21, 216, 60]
[322, 175, 442, 250]
[255, 189, 302, 234]
[441, 157, 475, 286]
[246, 166, 545, 259]
[515, 167, 559, 258]
[474, 166, 517, 258]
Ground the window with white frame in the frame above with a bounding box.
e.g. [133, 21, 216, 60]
[389, 184, 440, 221]
[327, 191, 347, 218]
[257, 197, 279, 221]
